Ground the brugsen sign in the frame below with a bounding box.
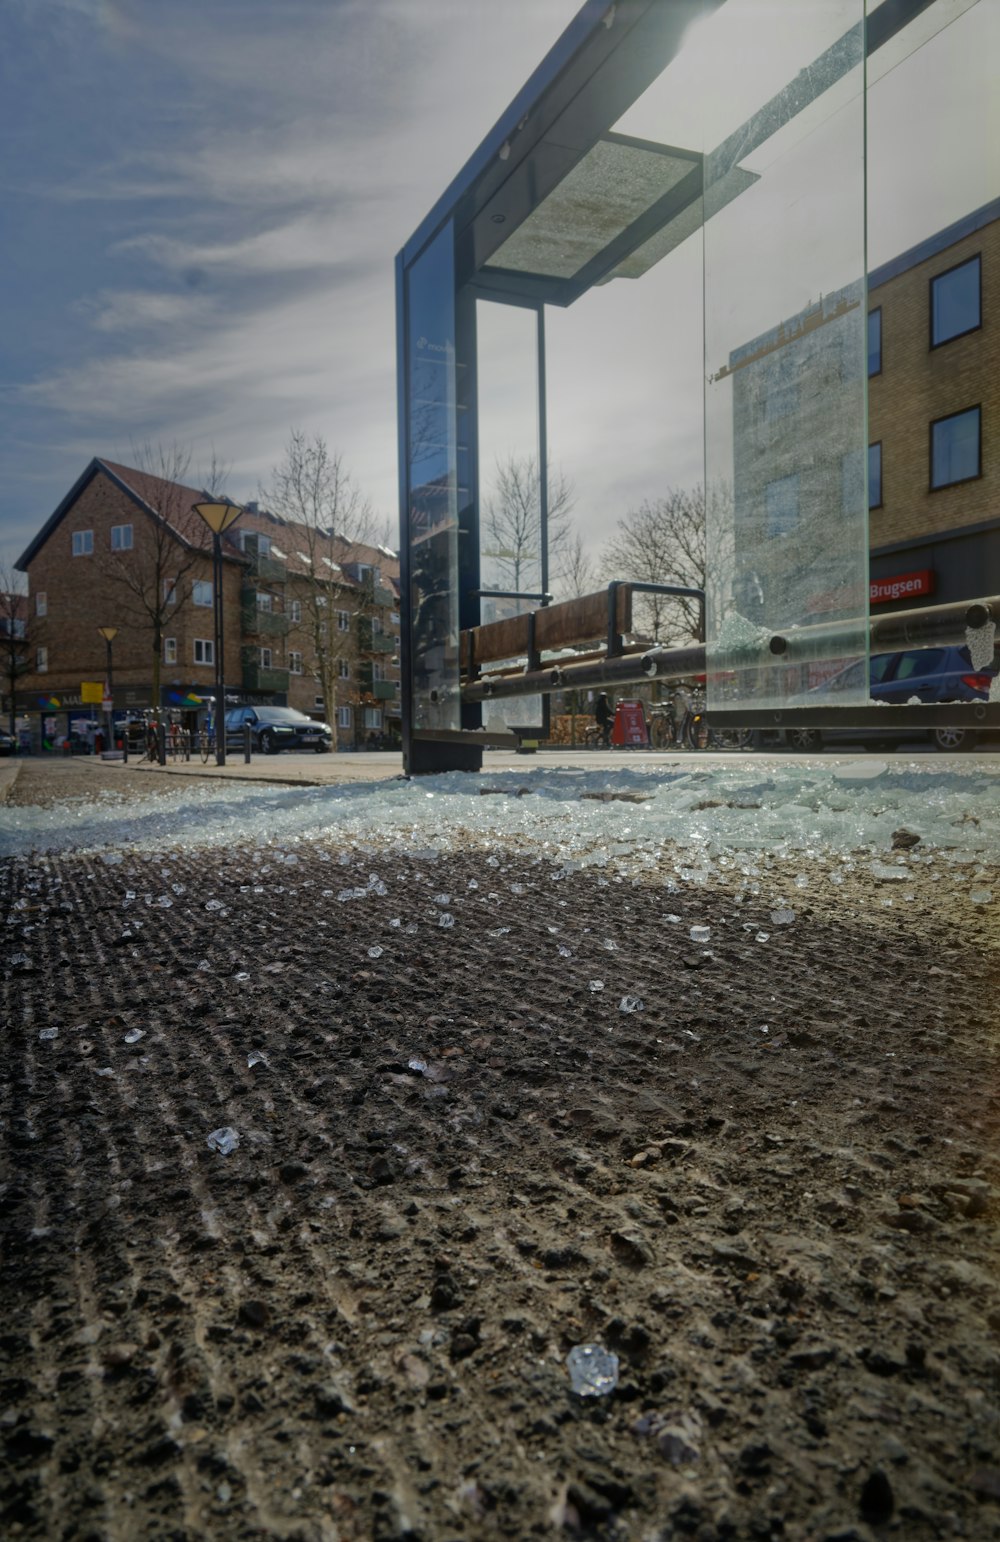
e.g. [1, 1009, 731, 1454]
[870, 569, 935, 605]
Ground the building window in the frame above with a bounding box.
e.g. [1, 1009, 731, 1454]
[764, 473, 799, 538]
[72, 530, 93, 557]
[194, 638, 215, 665]
[289, 651, 303, 674]
[931, 406, 981, 489]
[931, 255, 980, 347]
[193, 579, 213, 606]
[35, 592, 47, 617]
[389, 611, 400, 626]
[867, 309, 881, 376]
[164, 577, 177, 605]
[363, 707, 382, 730]
[164, 637, 177, 665]
[256, 591, 272, 612]
[289, 599, 301, 624]
[337, 705, 352, 728]
[337, 609, 351, 632]
[315, 695, 326, 710]
[258, 533, 271, 556]
[338, 657, 350, 680]
[36, 646, 48, 673]
[868, 443, 882, 509]
[110, 523, 133, 550]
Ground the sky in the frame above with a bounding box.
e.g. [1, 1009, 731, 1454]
[0, 0, 583, 571]
[1, 0, 996, 580]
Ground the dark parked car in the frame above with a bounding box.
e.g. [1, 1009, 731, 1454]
[769, 646, 998, 752]
[224, 705, 333, 754]
[0, 728, 17, 757]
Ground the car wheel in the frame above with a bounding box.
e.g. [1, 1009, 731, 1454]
[933, 726, 976, 752]
[786, 728, 821, 751]
[260, 729, 279, 755]
[315, 741, 329, 754]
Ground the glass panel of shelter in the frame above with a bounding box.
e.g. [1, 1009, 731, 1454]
[404, 221, 461, 733]
[400, 0, 996, 749]
[475, 297, 545, 735]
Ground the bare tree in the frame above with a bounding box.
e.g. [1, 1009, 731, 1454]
[602, 488, 711, 643]
[553, 530, 596, 602]
[264, 430, 375, 730]
[481, 454, 575, 597]
[0, 564, 37, 738]
[95, 442, 215, 710]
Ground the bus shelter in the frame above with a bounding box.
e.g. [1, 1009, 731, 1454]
[396, 0, 999, 773]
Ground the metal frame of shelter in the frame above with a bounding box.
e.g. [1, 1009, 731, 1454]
[396, 0, 999, 775]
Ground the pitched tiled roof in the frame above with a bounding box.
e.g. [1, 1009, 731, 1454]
[17, 457, 400, 592]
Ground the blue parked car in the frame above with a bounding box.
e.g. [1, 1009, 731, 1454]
[772, 646, 998, 752]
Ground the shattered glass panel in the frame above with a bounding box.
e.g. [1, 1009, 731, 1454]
[701, 0, 869, 709]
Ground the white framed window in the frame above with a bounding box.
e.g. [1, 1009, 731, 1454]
[260, 647, 272, 668]
[194, 638, 214, 665]
[337, 609, 351, 632]
[36, 646, 48, 673]
[110, 523, 133, 550]
[389, 611, 400, 625]
[373, 663, 385, 682]
[338, 657, 350, 680]
[164, 638, 177, 665]
[256, 591, 272, 612]
[258, 533, 271, 556]
[288, 651, 303, 674]
[193, 579, 213, 607]
[72, 530, 93, 557]
[337, 705, 352, 728]
[35, 592, 47, 617]
[371, 615, 382, 634]
[289, 599, 301, 623]
[163, 577, 178, 605]
[363, 707, 382, 730]
[314, 695, 325, 710]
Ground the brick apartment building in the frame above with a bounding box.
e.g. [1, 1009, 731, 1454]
[11, 459, 399, 751]
[868, 198, 999, 610]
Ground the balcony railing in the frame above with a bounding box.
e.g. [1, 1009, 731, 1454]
[241, 661, 290, 693]
[371, 679, 397, 701]
[240, 597, 290, 637]
[243, 551, 287, 585]
[356, 618, 394, 654]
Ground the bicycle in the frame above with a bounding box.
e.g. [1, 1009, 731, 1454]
[199, 728, 216, 764]
[685, 709, 755, 751]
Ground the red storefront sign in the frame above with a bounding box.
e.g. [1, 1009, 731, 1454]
[870, 569, 934, 605]
[611, 699, 649, 746]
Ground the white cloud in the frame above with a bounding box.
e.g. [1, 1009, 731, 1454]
[77, 288, 215, 332]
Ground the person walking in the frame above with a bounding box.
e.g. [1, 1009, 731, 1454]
[594, 691, 614, 748]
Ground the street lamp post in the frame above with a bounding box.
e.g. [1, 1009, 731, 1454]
[192, 501, 243, 766]
[96, 626, 119, 754]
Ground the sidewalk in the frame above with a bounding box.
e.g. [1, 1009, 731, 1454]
[2, 746, 707, 794]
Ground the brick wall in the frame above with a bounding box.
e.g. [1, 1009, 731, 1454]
[869, 218, 998, 549]
[18, 468, 242, 705]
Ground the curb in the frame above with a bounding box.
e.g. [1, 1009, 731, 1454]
[0, 760, 23, 804]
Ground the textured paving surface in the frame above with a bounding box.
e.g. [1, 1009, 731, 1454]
[2, 761, 999, 1541]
